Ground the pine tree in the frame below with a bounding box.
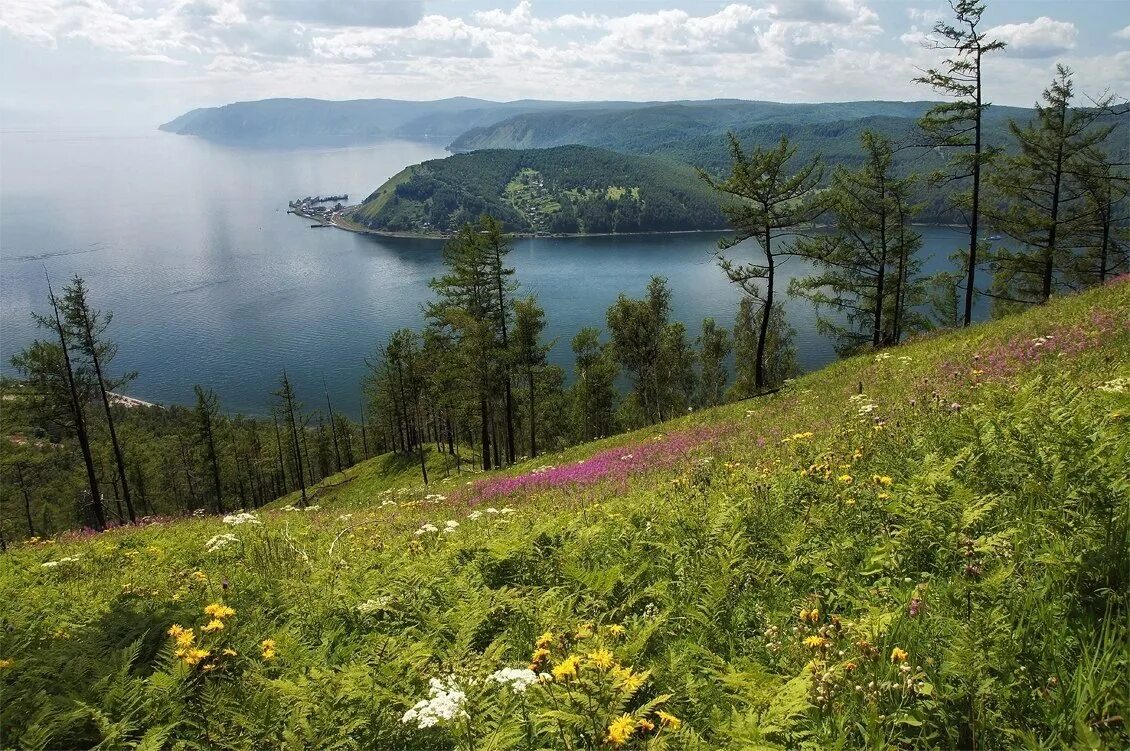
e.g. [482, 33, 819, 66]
[914, 0, 1005, 326]
[699, 135, 822, 391]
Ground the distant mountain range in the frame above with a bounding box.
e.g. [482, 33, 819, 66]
[161, 97, 1124, 232]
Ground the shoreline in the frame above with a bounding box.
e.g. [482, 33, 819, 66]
[293, 207, 968, 241]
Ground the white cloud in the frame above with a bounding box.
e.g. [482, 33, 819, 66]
[989, 17, 1077, 58]
[1114, 25, 1130, 40]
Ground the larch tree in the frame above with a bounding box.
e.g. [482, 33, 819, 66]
[480, 215, 518, 466]
[192, 385, 225, 514]
[61, 275, 137, 522]
[12, 278, 105, 529]
[274, 371, 307, 508]
[791, 130, 925, 353]
[914, 0, 1005, 326]
[987, 66, 1119, 309]
[698, 135, 822, 391]
[512, 296, 551, 459]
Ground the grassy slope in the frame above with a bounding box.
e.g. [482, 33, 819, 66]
[2, 281, 1128, 749]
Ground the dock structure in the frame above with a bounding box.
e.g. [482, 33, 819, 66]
[107, 392, 160, 409]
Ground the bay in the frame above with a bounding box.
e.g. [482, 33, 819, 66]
[1, 128, 978, 416]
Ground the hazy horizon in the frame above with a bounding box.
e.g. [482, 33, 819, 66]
[2, 0, 1127, 130]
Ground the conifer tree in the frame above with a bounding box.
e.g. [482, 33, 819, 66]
[699, 135, 822, 391]
[987, 66, 1119, 308]
[914, 0, 1005, 326]
[792, 131, 925, 352]
[12, 279, 105, 529]
[61, 276, 137, 522]
[274, 371, 307, 507]
[192, 385, 224, 513]
[512, 296, 551, 458]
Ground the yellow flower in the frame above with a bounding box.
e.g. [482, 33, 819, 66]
[182, 648, 210, 666]
[890, 647, 909, 663]
[877, 492, 891, 500]
[587, 648, 615, 670]
[222, 648, 238, 656]
[201, 619, 225, 634]
[535, 631, 555, 649]
[804, 635, 829, 650]
[204, 603, 235, 619]
[799, 607, 820, 624]
[169, 626, 196, 649]
[604, 624, 626, 637]
[606, 714, 636, 746]
[638, 718, 656, 732]
[612, 665, 647, 693]
[574, 623, 594, 640]
[191, 570, 208, 583]
[551, 655, 580, 681]
[872, 474, 893, 487]
[0, 659, 13, 670]
[656, 711, 682, 730]
[167, 624, 189, 639]
[838, 474, 854, 484]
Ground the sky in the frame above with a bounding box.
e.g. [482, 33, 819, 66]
[1, 0, 1128, 128]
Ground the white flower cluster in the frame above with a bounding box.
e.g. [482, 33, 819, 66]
[414, 523, 439, 536]
[530, 465, 557, 475]
[467, 510, 483, 520]
[401, 677, 467, 728]
[1032, 335, 1053, 347]
[41, 554, 81, 569]
[443, 520, 459, 534]
[380, 499, 397, 507]
[849, 393, 879, 416]
[222, 512, 260, 526]
[356, 596, 390, 614]
[486, 667, 539, 693]
[874, 352, 892, 362]
[424, 493, 448, 502]
[205, 533, 239, 552]
[1098, 377, 1128, 393]
[482, 507, 515, 515]
[280, 504, 321, 512]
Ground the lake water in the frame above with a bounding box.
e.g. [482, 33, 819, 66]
[0, 128, 977, 416]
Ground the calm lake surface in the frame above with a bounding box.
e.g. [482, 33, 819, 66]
[1, 128, 979, 416]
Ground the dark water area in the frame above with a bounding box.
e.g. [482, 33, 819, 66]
[0, 128, 985, 416]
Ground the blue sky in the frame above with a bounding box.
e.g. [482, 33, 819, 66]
[1, 0, 1127, 127]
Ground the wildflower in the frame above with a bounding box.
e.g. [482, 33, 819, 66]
[529, 647, 551, 670]
[604, 624, 626, 637]
[182, 648, 210, 666]
[221, 648, 238, 656]
[467, 510, 483, 520]
[606, 714, 636, 746]
[804, 635, 829, 650]
[587, 648, 615, 670]
[204, 603, 235, 619]
[222, 512, 260, 526]
[261, 639, 277, 660]
[170, 627, 195, 649]
[872, 475, 893, 486]
[402, 677, 467, 728]
[205, 533, 239, 553]
[890, 647, 909, 663]
[442, 520, 459, 534]
[535, 631, 555, 649]
[201, 619, 225, 634]
[0, 659, 14, 670]
[486, 667, 538, 693]
[191, 570, 208, 583]
[838, 474, 854, 484]
[574, 623, 594, 639]
[552, 655, 581, 681]
[638, 718, 656, 732]
[612, 665, 646, 692]
[414, 523, 439, 536]
[656, 710, 682, 730]
[799, 607, 820, 624]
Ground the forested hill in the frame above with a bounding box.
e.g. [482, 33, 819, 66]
[447, 100, 1039, 175]
[347, 145, 727, 235]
